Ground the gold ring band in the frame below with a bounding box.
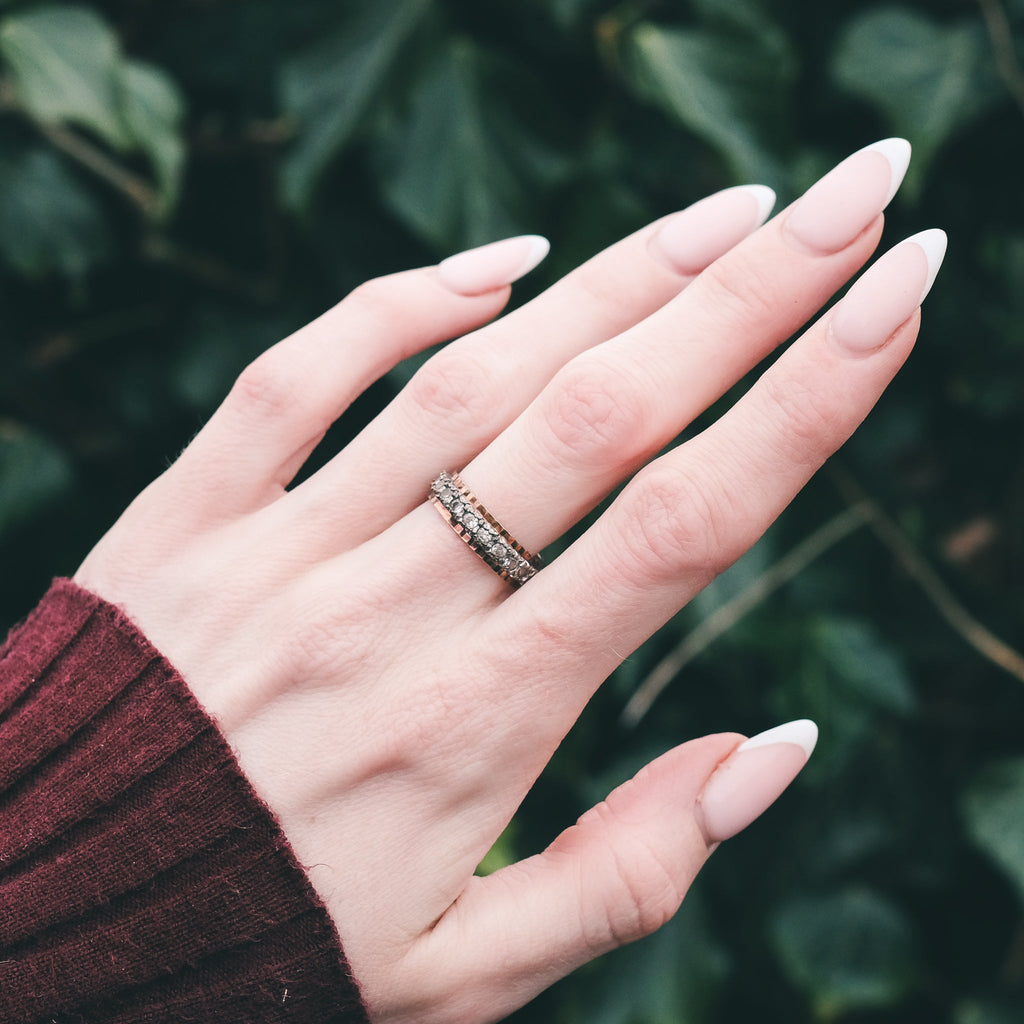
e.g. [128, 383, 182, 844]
[429, 471, 543, 588]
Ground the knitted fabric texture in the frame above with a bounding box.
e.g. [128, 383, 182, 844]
[0, 579, 370, 1024]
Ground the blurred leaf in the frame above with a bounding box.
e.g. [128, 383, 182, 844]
[618, 18, 796, 188]
[962, 757, 1024, 903]
[278, 0, 431, 210]
[801, 813, 893, 879]
[0, 144, 111, 277]
[0, 421, 74, 537]
[832, 8, 1002, 193]
[119, 60, 186, 216]
[770, 889, 922, 1016]
[811, 617, 916, 715]
[375, 40, 534, 248]
[171, 304, 301, 411]
[0, 4, 130, 147]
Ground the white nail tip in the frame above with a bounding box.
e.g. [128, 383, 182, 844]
[861, 138, 912, 206]
[905, 228, 948, 303]
[516, 234, 552, 279]
[737, 719, 818, 759]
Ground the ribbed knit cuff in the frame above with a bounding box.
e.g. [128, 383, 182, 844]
[0, 579, 370, 1024]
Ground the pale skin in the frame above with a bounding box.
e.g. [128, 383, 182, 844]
[74, 140, 944, 1023]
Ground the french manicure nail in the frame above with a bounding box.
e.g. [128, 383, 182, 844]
[698, 720, 818, 844]
[785, 139, 911, 255]
[437, 235, 550, 296]
[831, 228, 947, 356]
[649, 184, 777, 275]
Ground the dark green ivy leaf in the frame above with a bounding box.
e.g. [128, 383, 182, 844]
[770, 888, 922, 1017]
[120, 60, 186, 216]
[0, 4, 130, 147]
[278, 0, 431, 211]
[833, 8, 1002, 195]
[0, 421, 74, 538]
[0, 5, 187, 218]
[618, 18, 796, 190]
[374, 39, 536, 249]
[962, 757, 1024, 904]
[811, 616, 917, 716]
[0, 145, 111, 278]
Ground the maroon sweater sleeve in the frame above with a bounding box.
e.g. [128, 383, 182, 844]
[0, 579, 371, 1024]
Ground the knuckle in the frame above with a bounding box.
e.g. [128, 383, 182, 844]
[757, 369, 844, 468]
[228, 349, 300, 420]
[289, 601, 374, 678]
[538, 356, 650, 468]
[582, 803, 681, 948]
[568, 263, 648, 337]
[284, 575, 399, 680]
[617, 464, 740, 582]
[343, 272, 401, 313]
[699, 254, 780, 334]
[404, 345, 505, 433]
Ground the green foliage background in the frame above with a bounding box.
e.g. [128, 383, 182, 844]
[1, 0, 1023, 1020]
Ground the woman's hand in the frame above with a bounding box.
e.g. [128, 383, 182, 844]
[74, 139, 944, 1024]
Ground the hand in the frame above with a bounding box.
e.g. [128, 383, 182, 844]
[75, 139, 944, 1024]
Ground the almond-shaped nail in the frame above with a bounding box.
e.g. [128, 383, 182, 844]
[437, 235, 550, 296]
[785, 139, 911, 255]
[831, 228, 947, 356]
[649, 184, 776, 275]
[698, 720, 818, 843]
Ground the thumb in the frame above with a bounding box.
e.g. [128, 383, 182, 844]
[407, 721, 817, 1024]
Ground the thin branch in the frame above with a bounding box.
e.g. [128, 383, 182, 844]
[621, 503, 873, 728]
[0, 76, 159, 216]
[832, 469, 1024, 686]
[977, 0, 1024, 121]
[38, 123, 158, 218]
[141, 235, 279, 302]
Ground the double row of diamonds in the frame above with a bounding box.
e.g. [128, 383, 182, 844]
[429, 471, 543, 588]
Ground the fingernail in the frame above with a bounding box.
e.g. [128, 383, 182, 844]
[698, 720, 818, 844]
[649, 184, 776, 275]
[831, 228, 947, 356]
[785, 139, 911, 254]
[437, 235, 550, 296]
